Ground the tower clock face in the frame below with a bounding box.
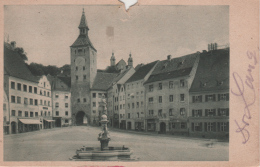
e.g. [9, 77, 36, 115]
[75, 57, 85, 66]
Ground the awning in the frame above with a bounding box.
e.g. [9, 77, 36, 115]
[44, 119, 55, 122]
[19, 119, 41, 124]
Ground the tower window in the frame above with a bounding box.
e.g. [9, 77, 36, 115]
[84, 75, 86, 80]
[76, 66, 78, 71]
[76, 76, 78, 80]
[77, 98, 80, 103]
[83, 66, 85, 70]
[83, 98, 87, 102]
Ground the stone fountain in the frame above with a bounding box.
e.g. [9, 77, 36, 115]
[70, 94, 134, 161]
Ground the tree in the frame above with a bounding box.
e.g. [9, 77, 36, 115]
[27, 63, 44, 76]
[14, 47, 28, 61]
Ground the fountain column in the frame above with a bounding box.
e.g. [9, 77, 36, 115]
[98, 94, 111, 151]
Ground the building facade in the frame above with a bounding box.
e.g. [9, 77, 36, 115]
[143, 53, 200, 134]
[188, 48, 229, 139]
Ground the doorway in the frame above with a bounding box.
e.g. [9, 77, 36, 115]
[76, 111, 85, 125]
[11, 121, 16, 134]
[160, 122, 166, 133]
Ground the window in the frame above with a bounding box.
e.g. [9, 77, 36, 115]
[83, 98, 86, 102]
[47, 92, 50, 97]
[180, 79, 185, 87]
[114, 97, 117, 102]
[65, 94, 69, 99]
[149, 85, 153, 92]
[193, 95, 202, 102]
[218, 108, 229, 116]
[181, 122, 186, 129]
[92, 110, 96, 114]
[132, 103, 135, 108]
[76, 66, 78, 71]
[159, 96, 162, 103]
[25, 111, 28, 117]
[169, 109, 173, 116]
[115, 106, 117, 110]
[149, 110, 154, 115]
[34, 99, 38, 106]
[120, 105, 122, 109]
[169, 95, 173, 102]
[40, 99, 42, 105]
[65, 103, 69, 108]
[56, 111, 59, 116]
[137, 112, 139, 118]
[44, 91, 46, 96]
[193, 122, 202, 131]
[171, 123, 175, 129]
[218, 93, 229, 101]
[83, 66, 85, 70]
[206, 122, 213, 132]
[169, 81, 173, 88]
[41, 111, 43, 116]
[30, 99, 33, 105]
[65, 119, 69, 123]
[149, 97, 154, 103]
[65, 111, 68, 116]
[40, 90, 42, 95]
[128, 113, 130, 118]
[123, 104, 125, 109]
[93, 102, 96, 107]
[23, 84, 27, 92]
[34, 87, 37, 94]
[158, 109, 162, 117]
[128, 103, 130, 109]
[44, 100, 46, 106]
[158, 83, 162, 90]
[11, 81, 15, 89]
[3, 103, 6, 110]
[123, 95, 125, 100]
[136, 102, 139, 108]
[17, 96, 21, 103]
[35, 112, 38, 117]
[55, 94, 59, 98]
[77, 98, 80, 103]
[120, 96, 122, 101]
[48, 101, 50, 106]
[17, 83, 22, 91]
[30, 112, 34, 117]
[18, 111, 22, 116]
[180, 94, 185, 102]
[83, 75, 86, 80]
[76, 75, 78, 80]
[98, 93, 102, 98]
[92, 93, 96, 98]
[205, 94, 216, 102]
[141, 91, 143, 94]
[192, 110, 202, 117]
[55, 102, 59, 107]
[44, 111, 47, 116]
[11, 96, 15, 103]
[29, 86, 32, 93]
[180, 108, 185, 116]
[220, 122, 228, 132]
[205, 109, 216, 116]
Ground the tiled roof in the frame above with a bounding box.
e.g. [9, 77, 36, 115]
[110, 68, 132, 86]
[4, 43, 38, 82]
[189, 49, 229, 92]
[126, 60, 159, 83]
[71, 34, 96, 51]
[91, 72, 118, 91]
[57, 76, 71, 88]
[144, 53, 198, 84]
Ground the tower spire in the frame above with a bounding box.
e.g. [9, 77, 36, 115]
[78, 8, 88, 29]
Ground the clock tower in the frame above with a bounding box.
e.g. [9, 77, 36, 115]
[70, 9, 97, 125]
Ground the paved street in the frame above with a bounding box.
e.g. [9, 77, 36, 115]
[4, 126, 228, 161]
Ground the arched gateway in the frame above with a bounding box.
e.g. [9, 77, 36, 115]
[75, 111, 88, 126]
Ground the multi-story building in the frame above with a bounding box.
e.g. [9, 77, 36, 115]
[48, 75, 72, 127]
[188, 47, 229, 139]
[125, 60, 159, 130]
[4, 42, 53, 134]
[143, 53, 200, 134]
[3, 90, 10, 134]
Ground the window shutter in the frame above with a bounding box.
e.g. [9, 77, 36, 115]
[200, 122, 203, 131]
[213, 122, 216, 132]
[192, 96, 195, 103]
[226, 108, 229, 116]
[213, 109, 216, 116]
[213, 94, 216, 101]
[217, 122, 220, 132]
[226, 93, 229, 101]
[218, 108, 220, 116]
[199, 110, 202, 116]
[205, 95, 208, 102]
[205, 109, 208, 116]
[204, 122, 207, 132]
[226, 122, 229, 132]
[218, 94, 220, 101]
[200, 95, 202, 102]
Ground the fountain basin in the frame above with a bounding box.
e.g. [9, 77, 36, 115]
[70, 146, 134, 161]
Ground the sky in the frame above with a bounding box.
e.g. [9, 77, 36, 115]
[4, 5, 229, 69]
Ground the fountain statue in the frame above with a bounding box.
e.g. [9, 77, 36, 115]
[70, 94, 134, 161]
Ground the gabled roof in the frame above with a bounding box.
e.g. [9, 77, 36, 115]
[4, 43, 38, 83]
[109, 67, 133, 87]
[144, 53, 198, 84]
[91, 72, 118, 91]
[189, 49, 229, 92]
[126, 60, 159, 83]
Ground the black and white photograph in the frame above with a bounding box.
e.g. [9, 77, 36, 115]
[3, 4, 232, 162]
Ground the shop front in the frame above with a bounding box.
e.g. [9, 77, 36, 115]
[43, 119, 55, 129]
[146, 119, 157, 132]
[135, 120, 144, 131]
[18, 118, 42, 133]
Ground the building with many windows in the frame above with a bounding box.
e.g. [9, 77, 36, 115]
[143, 53, 200, 134]
[48, 75, 72, 127]
[125, 60, 159, 130]
[188, 47, 229, 139]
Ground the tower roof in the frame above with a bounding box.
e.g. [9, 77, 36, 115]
[78, 9, 88, 29]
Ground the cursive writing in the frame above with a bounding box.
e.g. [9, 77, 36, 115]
[231, 50, 257, 144]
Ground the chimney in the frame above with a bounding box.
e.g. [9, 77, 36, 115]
[214, 43, 218, 50]
[208, 44, 210, 51]
[10, 41, 16, 49]
[167, 55, 171, 61]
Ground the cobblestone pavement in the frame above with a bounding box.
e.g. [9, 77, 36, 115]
[4, 126, 228, 161]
